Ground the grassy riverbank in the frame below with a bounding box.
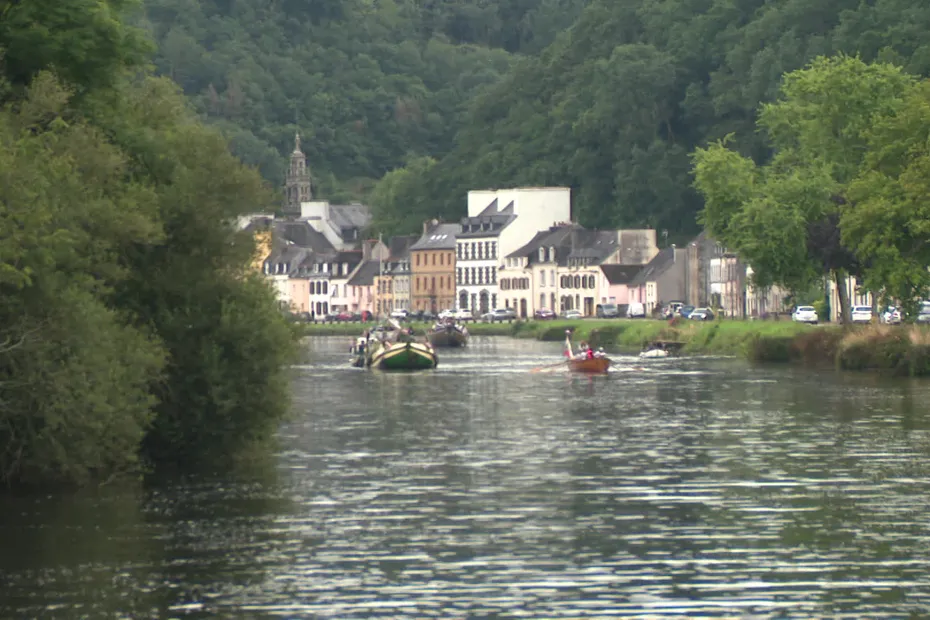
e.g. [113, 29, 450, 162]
[295, 318, 930, 376]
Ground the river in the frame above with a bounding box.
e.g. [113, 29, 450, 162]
[3, 336, 930, 618]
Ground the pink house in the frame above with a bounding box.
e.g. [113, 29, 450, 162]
[288, 277, 310, 313]
[346, 260, 379, 315]
[599, 265, 643, 305]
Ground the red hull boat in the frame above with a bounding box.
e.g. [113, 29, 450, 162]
[567, 356, 611, 374]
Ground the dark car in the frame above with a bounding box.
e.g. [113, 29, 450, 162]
[678, 305, 695, 319]
[689, 307, 715, 321]
[421, 310, 437, 322]
[534, 308, 556, 320]
[596, 303, 620, 318]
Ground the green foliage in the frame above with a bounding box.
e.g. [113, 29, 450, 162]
[0, 0, 296, 487]
[0, 74, 164, 487]
[365, 0, 930, 235]
[138, 0, 552, 195]
[0, 0, 153, 92]
[695, 55, 930, 316]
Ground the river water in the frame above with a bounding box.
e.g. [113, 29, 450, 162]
[3, 336, 930, 618]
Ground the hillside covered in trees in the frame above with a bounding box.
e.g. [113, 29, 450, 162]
[367, 0, 930, 237]
[140, 0, 587, 200]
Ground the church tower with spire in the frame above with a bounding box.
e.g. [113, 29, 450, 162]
[283, 132, 312, 217]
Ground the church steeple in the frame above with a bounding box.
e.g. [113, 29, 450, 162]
[283, 131, 312, 216]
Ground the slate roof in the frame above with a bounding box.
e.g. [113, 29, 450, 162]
[630, 247, 677, 286]
[600, 264, 643, 285]
[506, 224, 577, 261]
[567, 230, 620, 263]
[347, 260, 380, 286]
[264, 244, 313, 275]
[328, 203, 371, 230]
[410, 222, 460, 250]
[274, 220, 336, 254]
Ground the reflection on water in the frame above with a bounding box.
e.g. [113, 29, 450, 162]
[3, 335, 930, 617]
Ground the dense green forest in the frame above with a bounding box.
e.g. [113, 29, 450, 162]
[366, 0, 930, 236]
[139, 0, 587, 200]
[0, 0, 294, 487]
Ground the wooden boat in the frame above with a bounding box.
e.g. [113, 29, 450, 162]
[562, 329, 610, 373]
[567, 356, 611, 373]
[427, 322, 468, 347]
[368, 339, 438, 370]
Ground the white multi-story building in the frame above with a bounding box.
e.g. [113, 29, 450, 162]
[455, 187, 571, 315]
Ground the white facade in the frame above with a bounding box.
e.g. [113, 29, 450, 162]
[456, 187, 572, 314]
[456, 236, 500, 314]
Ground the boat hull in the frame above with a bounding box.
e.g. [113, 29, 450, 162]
[427, 326, 468, 347]
[568, 356, 611, 373]
[369, 341, 438, 370]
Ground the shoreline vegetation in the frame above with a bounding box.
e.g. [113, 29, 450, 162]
[296, 319, 930, 377]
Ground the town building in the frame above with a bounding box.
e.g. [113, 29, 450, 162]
[374, 235, 418, 316]
[410, 220, 460, 313]
[599, 265, 644, 307]
[498, 224, 575, 318]
[628, 246, 689, 315]
[456, 187, 572, 315]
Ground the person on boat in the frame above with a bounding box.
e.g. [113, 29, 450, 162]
[595, 347, 606, 358]
[585, 345, 595, 360]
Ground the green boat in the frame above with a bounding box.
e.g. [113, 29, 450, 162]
[367, 340, 438, 370]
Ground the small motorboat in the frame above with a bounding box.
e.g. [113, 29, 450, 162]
[639, 347, 670, 359]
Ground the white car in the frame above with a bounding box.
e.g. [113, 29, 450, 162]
[880, 306, 902, 324]
[453, 308, 473, 321]
[389, 308, 409, 320]
[792, 305, 818, 324]
[850, 305, 874, 324]
[438, 309, 455, 320]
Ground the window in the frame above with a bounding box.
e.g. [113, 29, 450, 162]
[540, 270, 546, 287]
[431, 276, 436, 290]
[332, 285, 338, 297]
[432, 254, 436, 266]
[323, 282, 328, 294]
[457, 268, 462, 283]
[539, 247, 545, 262]
[416, 254, 420, 266]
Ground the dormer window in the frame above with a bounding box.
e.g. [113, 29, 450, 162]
[538, 247, 545, 262]
[342, 262, 349, 275]
[549, 247, 555, 261]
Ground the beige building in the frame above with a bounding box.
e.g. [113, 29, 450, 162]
[410, 222, 459, 313]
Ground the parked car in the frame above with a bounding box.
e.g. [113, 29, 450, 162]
[880, 306, 902, 324]
[482, 308, 516, 322]
[916, 301, 930, 323]
[422, 310, 437, 322]
[596, 303, 620, 318]
[534, 308, 556, 320]
[627, 302, 646, 319]
[390, 308, 409, 321]
[560, 309, 583, 320]
[850, 305, 874, 324]
[452, 308, 473, 321]
[677, 305, 695, 319]
[792, 305, 819, 324]
[438, 309, 454, 320]
[689, 307, 715, 321]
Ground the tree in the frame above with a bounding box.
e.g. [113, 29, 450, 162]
[693, 55, 916, 322]
[845, 80, 930, 315]
[0, 0, 152, 94]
